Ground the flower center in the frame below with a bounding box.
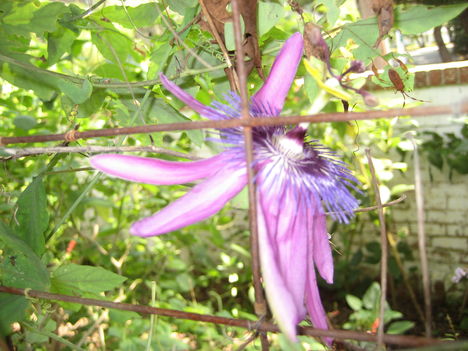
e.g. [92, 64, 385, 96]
[273, 134, 305, 161]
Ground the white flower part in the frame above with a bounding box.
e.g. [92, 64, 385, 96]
[273, 134, 305, 160]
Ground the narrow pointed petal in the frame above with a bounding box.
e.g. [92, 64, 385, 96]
[257, 198, 299, 341]
[306, 226, 333, 346]
[312, 212, 334, 284]
[90, 153, 226, 185]
[264, 187, 307, 320]
[131, 165, 247, 237]
[160, 74, 227, 120]
[252, 32, 303, 113]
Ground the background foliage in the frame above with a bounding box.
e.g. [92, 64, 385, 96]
[0, 0, 467, 349]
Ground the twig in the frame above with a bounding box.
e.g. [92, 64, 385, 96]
[366, 149, 388, 351]
[1, 146, 201, 161]
[169, 13, 202, 45]
[2, 103, 467, 147]
[408, 133, 432, 337]
[232, 1, 269, 350]
[0, 285, 441, 347]
[68, 0, 106, 21]
[235, 332, 259, 351]
[326, 193, 407, 215]
[199, 0, 240, 92]
[154, 3, 212, 69]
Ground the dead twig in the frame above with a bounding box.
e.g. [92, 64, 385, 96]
[407, 132, 432, 337]
[1, 103, 467, 147]
[366, 149, 388, 350]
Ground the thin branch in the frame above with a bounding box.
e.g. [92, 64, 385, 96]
[2, 103, 467, 147]
[232, 1, 269, 350]
[1, 146, 201, 161]
[366, 149, 388, 350]
[199, 0, 240, 91]
[0, 286, 442, 347]
[154, 3, 213, 69]
[408, 133, 432, 337]
[326, 194, 407, 215]
[68, 0, 107, 21]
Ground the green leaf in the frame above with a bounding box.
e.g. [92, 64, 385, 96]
[3, 2, 69, 37]
[91, 24, 133, 65]
[47, 26, 78, 65]
[0, 60, 56, 101]
[57, 78, 93, 104]
[101, 4, 160, 28]
[224, 17, 245, 51]
[15, 177, 49, 255]
[167, 0, 198, 15]
[258, 2, 284, 37]
[317, 0, 340, 27]
[28, 2, 69, 37]
[346, 294, 363, 311]
[362, 282, 381, 310]
[330, 17, 380, 63]
[0, 222, 50, 335]
[395, 4, 468, 35]
[13, 115, 37, 130]
[51, 263, 126, 296]
[0, 294, 29, 336]
[387, 320, 414, 334]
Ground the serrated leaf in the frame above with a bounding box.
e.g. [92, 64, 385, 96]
[101, 4, 160, 29]
[330, 17, 380, 63]
[51, 263, 126, 296]
[3, 2, 69, 37]
[258, 2, 284, 37]
[395, 4, 468, 35]
[15, 177, 49, 255]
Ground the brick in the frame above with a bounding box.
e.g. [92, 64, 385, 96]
[426, 210, 450, 223]
[428, 69, 442, 86]
[442, 68, 459, 85]
[425, 223, 446, 236]
[460, 66, 468, 84]
[447, 224, 465, 236]
[447, 197, 467, 211]
[414, 71, 428, 88]
[432, 237, 467, 250]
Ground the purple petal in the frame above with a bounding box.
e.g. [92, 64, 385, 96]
[305, 224, 333, 346]
[257, 197, 300, 342]
[160, 74, 227, 120]
[90, 153, 226, 185]
[312, 212, 334, 284]
[262, 186, 307, 320]
[130, 165, 247, 237]
[251, 32, 303, 114]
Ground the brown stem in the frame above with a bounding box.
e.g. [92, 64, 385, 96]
[0, 285, 442, 347]
[366, 149, 388, 350]
[408, 133, 432, 337]
[232, 1, 269, 349]
[1, 104, 467, 147]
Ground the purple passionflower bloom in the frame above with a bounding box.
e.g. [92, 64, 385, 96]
[90, 32, 358, 343]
